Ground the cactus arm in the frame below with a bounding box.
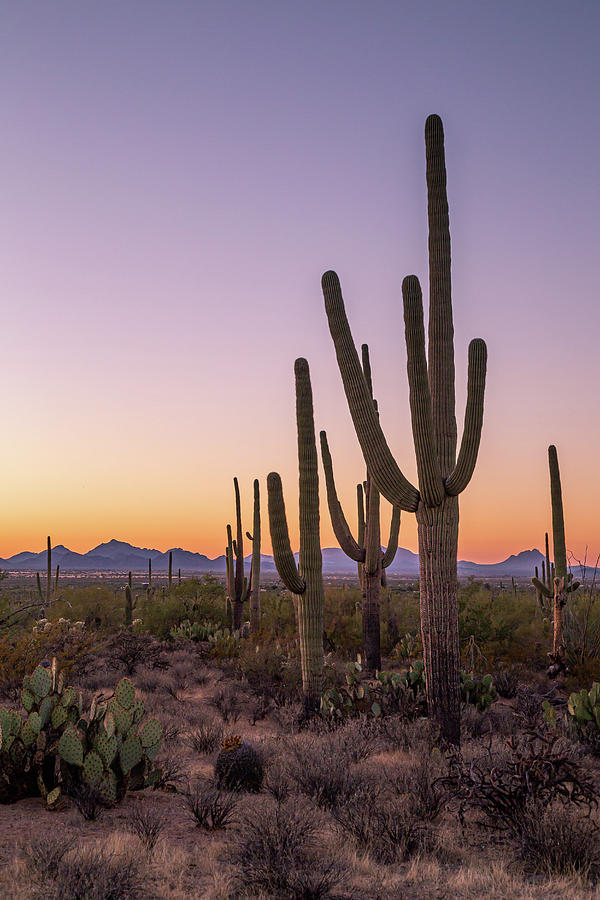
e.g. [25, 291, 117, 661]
[267, 472, 306, 595]
[246, 531, 253, 541]
[545, 532, 551, 588]
[322, 270, 419, 512]
[532, 576, 553, 599]
[319, 431, 364, 563]
[425, 114, 457, 476]
[382, 505, 401, 569]
[402, 275, 445, 506]
[549, 446, 567, 580]
[361, 343, 373, 397]
[36, 571, 44, 603]
[54, 565, 60, 593]
[249, 478, 261, 632]
[445, 338, 488, 496]
[233, 477, 245, 601]
[226, 525, 235, 601]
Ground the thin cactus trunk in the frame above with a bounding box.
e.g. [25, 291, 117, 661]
[168, 551, 173, 589]
[268, 358, 324, 713]
[322, 116, 487, 745]
[147, 558, 152, 600]
[247, 479, 261, 634]
[37, 536, 59, 614]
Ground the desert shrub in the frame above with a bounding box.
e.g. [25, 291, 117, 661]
[69, 782, 104, 821]
[128, 806, 166, 851]
[215, 735, 263, 791]
[46, 848, 144, 900]
[445, 733, 597, 835]
[189, 716, 223, 754]
[20, 831, 76, 883]
[333, 784, 434, 863]
[237, 640, 301, 704]
[102, 631, 163, 675]
[263, 757, 294, 803]
[518, 802, 600, 878]
[285, 737, 359, 809]
[153, 752, 187, 790]
[0, 624, 94, 689]
[394, 750, 450, 822]
[184, 778, 239, 830]
[225, 799, 345, 899]
[461, 705, 493, 739]
[494, 667, 520, 698]
[137, 577, 228, 640]
[209, 685, 241, 723]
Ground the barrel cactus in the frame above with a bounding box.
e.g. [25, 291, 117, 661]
[214, 734, 263, 792]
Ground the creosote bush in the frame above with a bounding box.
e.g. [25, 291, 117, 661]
[225, 799, 345, 899]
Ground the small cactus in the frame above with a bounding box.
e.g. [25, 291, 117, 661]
[215, 735, 263, 792]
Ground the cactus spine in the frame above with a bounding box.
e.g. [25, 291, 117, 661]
[245, 479, 261, 634]
[531, 445, 579, 673]
[320, 347, 400, 672]
[322, 116, 487, 744]
[268, 358, 324, 713]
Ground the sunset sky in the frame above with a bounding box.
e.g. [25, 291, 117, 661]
[1, 2, 598, 564]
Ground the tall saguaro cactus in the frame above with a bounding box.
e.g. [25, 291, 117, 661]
[267, 358, 324, 713]
[531, 445, 579, 674]
[322, 115, 487, 744]
[320, 346, 400, 672]
[246, 479, 262, 633]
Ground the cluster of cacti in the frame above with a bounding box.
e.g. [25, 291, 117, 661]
[225, 478, 261, 632]
[267, 359, 325, 714]
[567, 684, 600, 731]
[169, 619, 233, 643]
[321, 115, 487, 744]
[320, 656, 496, 720]
[320, 344, 401, 673]
[531, 445, 579, 674]
[214, 734, 263, 791]
[0, 660, 162, 808]
[461, 673, 497, 710]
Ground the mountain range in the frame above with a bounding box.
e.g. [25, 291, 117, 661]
[0, 539, 579, 579]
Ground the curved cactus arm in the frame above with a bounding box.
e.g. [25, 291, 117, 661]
[532, 576, 553, 599]
[382, 505, 401, 569]
[549, 445, 567, 580]
[364, 480, 381, 575]
[445, 338, 487, 496]
[246, 531, 253, 541]
[322, 270, 419, 512]
[402, 274, 444, 506]
[545, 532, 552, 589]
[267, 472, 306, 595]
[319, 431, 364, 563]
[425, 114, 457, 475]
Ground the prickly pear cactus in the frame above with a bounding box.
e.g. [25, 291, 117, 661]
[215, 734, 263, 792]
[0, 662, 163, 807]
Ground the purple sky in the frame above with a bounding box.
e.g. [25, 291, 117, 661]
[1, 2, 598, 561]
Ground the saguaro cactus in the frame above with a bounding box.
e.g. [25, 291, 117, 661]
[320, 346, 400, 672]
[125, 571, 136, 627]
[225, 477, 254, 631]
[322, 115, 487, 744]
[36, 536, 60, 613]
[267, 358, 324, 713]
[531, 445, 579, 674]
[245, 479, 261, 633]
